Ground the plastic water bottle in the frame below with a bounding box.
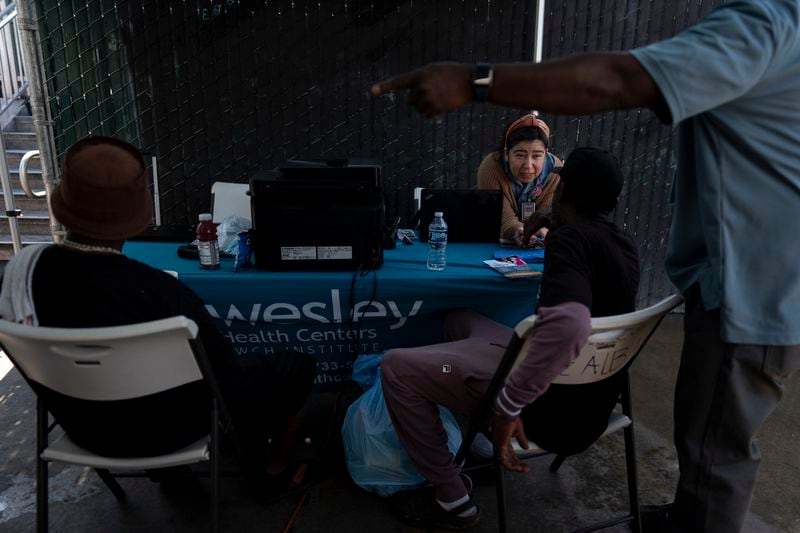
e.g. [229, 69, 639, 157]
[196, 213, 220, 269]
[427, 211, 448, 271]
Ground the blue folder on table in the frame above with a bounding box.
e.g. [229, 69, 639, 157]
[493, 248, 545, 263]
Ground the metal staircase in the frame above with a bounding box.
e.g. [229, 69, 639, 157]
[0, 112, 52, 261]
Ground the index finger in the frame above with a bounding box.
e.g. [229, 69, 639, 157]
[370, 70, 418, 96]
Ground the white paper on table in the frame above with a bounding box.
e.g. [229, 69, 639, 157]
[211, 182, 250, 223]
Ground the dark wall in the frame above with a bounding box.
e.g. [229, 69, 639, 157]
[38, 0, 726, 305]
[117, 0, 542, 224]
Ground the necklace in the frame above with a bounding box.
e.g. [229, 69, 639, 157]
[60, 238, 123, 255]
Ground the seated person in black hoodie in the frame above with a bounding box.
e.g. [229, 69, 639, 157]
[381, 147, 639, 530]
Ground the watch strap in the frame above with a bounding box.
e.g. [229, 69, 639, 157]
[472, 63, 493, 102]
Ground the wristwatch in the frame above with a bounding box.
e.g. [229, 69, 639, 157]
[472, 63, 494, 102]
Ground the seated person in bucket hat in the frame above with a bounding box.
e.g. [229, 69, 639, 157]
[0, 136, 316, 496]
[380, 147, 639, 530]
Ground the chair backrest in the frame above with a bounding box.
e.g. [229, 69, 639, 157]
[0, 316, 203, 401]
[512, 294, 683, 385]
[211, 181, 250, 223]
[455, 294, 682, 466]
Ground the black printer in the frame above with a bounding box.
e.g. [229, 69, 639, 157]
[249, 159, 384, 271]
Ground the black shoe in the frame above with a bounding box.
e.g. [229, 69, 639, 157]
[389, 487, 481, 531]
[640, 503, 674, 533]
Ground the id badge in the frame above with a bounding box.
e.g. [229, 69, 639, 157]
[521, 201, 536, 221]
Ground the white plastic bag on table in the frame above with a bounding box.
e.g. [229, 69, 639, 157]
[216, 215, 251, 255]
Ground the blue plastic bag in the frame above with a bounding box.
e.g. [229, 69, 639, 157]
[350, 353, 382, 390]
[342, 356, 463, 497]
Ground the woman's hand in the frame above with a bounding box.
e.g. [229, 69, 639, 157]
[513, 224, 526, 247]
[522, 213, 553, 248]
[515, 224, 548, 247]
[530, 227, 548, 248]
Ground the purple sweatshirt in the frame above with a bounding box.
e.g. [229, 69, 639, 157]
[494, 301, 591, 418]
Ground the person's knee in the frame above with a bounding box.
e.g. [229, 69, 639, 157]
[381, 349, 405, 385]
[444, 308, 474, 337]
[382, 348, 426, 387]
[444, 308, 471, 327]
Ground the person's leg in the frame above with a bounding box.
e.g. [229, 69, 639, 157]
[222, 351, 316, 478]
[381, 336, 505, 503]
[672, 286, 800, 532]
[265, 402, 308, 475]
[444, 308, 513, 344]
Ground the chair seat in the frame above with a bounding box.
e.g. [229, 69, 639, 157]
[513, 411, 632, 455]
[41, 433, 211, 470]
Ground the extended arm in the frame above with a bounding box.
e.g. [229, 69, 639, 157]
[491, 301, 591, 472]
[494, 302, 591, 418]
[371, 54, 670, 122]
[496, 54, 669, 120]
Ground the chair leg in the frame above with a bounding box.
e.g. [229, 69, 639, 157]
[36, 399, 48, 533]
[94, 469, 127, 503]
[621, 377, 642, 533]
[494, 458, 508, 533]
[211, 399, 220, 533]
[623, 425, 642, 533]
[549, 454, 566, 472]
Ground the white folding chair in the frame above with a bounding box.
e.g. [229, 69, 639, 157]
[211, 181, 250, 223]
[413, 186, 424, 211]
[0, 316, 232, 533]
[456, 294, 683, 533]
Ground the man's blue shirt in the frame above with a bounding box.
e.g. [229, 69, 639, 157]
[631, 0, 800, 344]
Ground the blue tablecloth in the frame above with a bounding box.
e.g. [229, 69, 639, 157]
[124, 241, 541, 389]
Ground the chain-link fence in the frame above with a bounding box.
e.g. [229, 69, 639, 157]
[34, 0, 725, 305]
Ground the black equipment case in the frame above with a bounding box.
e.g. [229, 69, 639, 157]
[249, 159, 384, 271]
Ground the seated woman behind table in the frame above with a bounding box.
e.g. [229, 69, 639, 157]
[477, 113, 562, 244]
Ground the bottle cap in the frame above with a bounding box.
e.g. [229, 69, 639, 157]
[434, 211, 444, 217]
[199, 213, 212, 221]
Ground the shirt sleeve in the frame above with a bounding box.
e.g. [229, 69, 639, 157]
[494, 301, 591, 418]
[629, 1, 790, 125]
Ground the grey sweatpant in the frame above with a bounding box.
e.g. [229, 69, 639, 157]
[672, 285, 800, 532]
[381, 309, 510, 502]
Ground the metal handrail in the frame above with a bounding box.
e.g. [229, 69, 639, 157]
[0, 129, 21, 254]
[0, 81, 28, 118]
[0, 2, 17, 29]
[0, 1, 25, 117]
[19, 149, 43, 198]
[0, 0, 25, 254]
[18, 0, 61, 244]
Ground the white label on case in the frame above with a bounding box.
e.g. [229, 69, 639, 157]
[281, 246, 317, 260]
[318, 246, 353, 260]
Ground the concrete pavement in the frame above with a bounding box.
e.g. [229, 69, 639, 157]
[0, 313, 798, 532]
